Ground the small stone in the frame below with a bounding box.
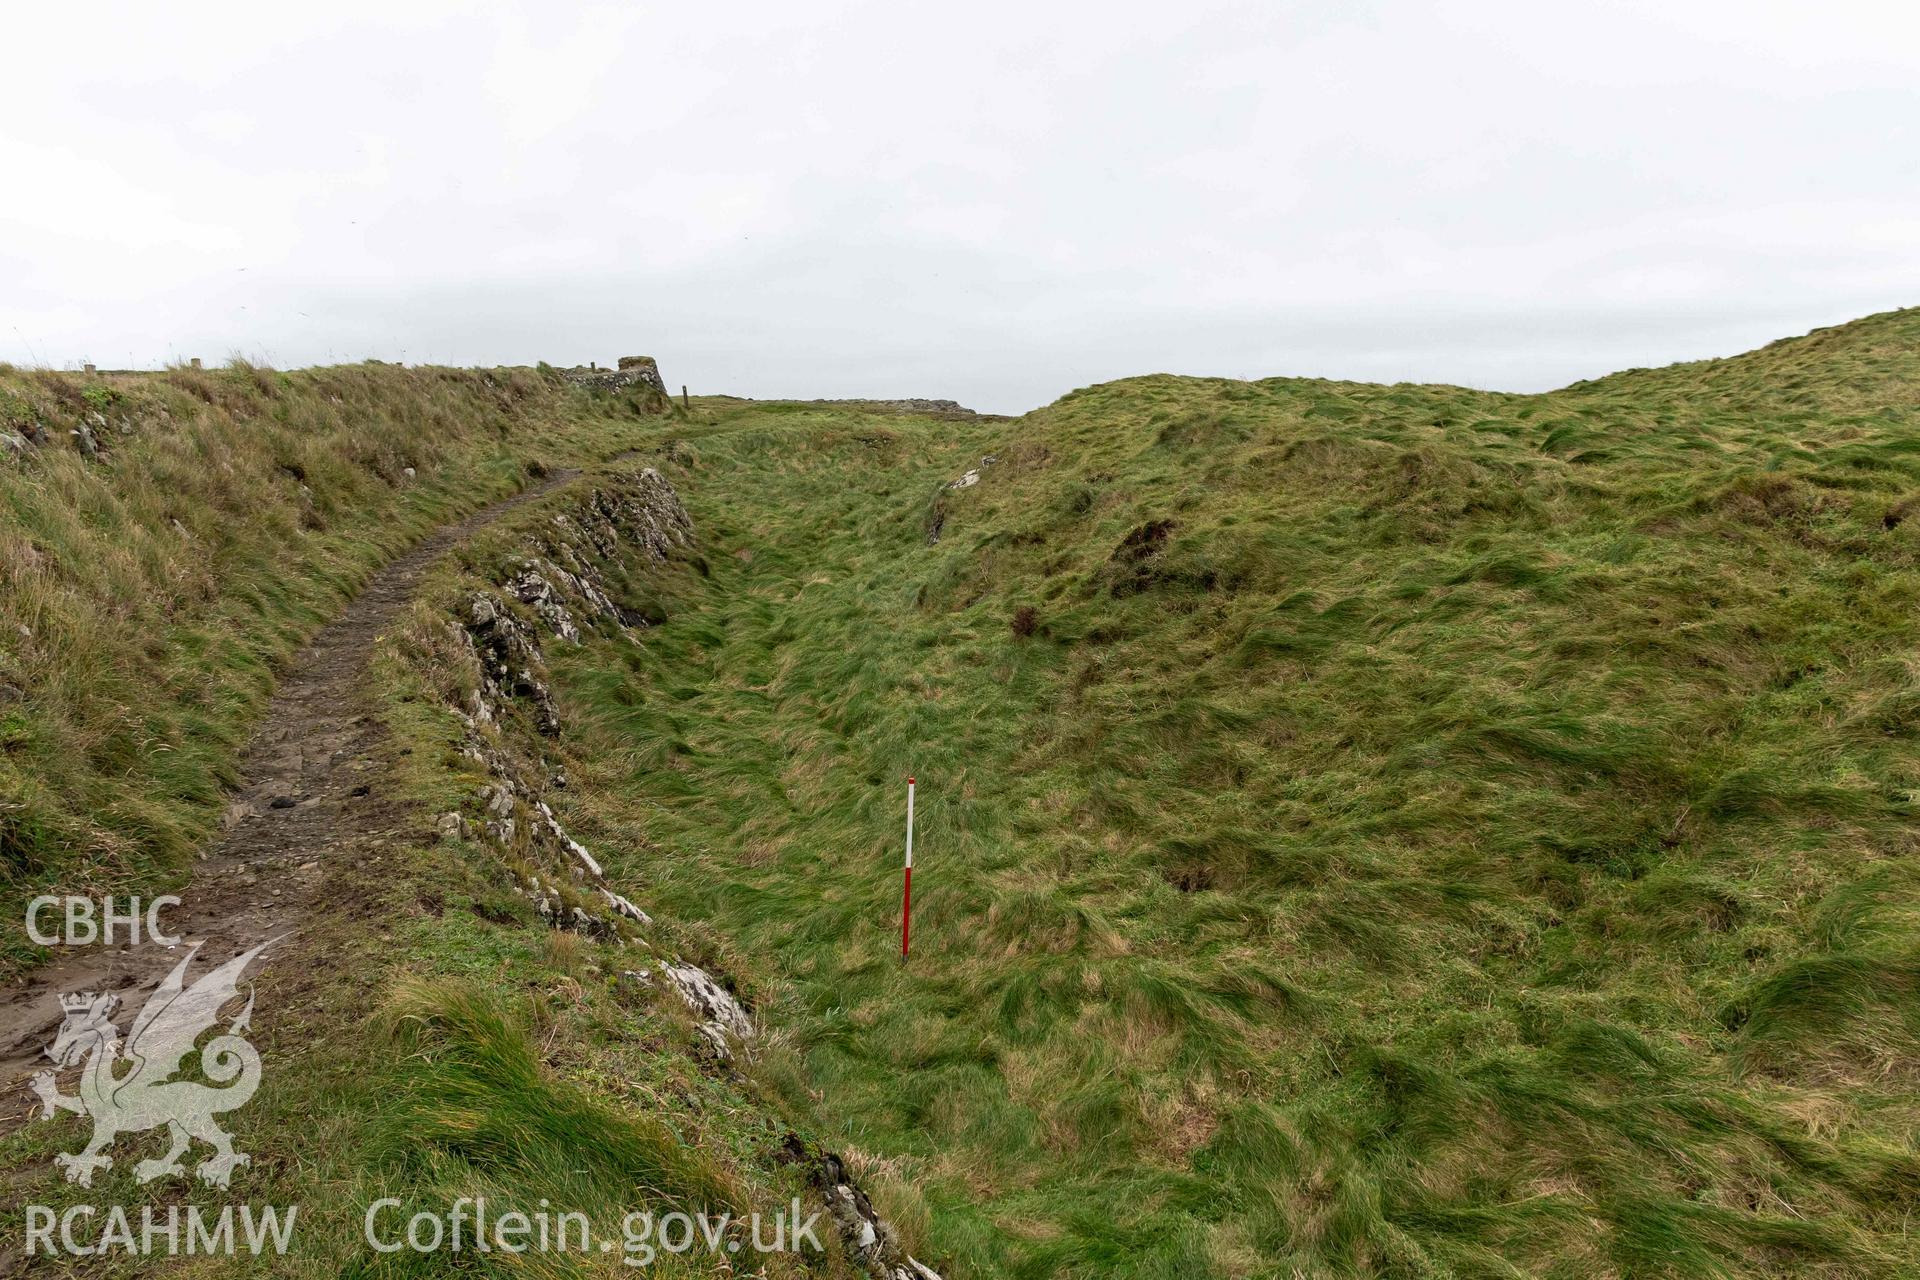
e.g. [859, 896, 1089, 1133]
[269, 795, 297, 810]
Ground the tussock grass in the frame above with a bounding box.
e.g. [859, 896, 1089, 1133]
[550, 312, 1920, 1276]
[0, 462, 843, 1276]
[0, 360, 652, 974]
[341, 977, 744, 1271]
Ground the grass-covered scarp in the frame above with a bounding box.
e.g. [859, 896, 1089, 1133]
[550, 310, 1920, 1277]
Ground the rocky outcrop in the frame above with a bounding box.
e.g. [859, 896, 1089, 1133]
[1, 382, 166, 469]
[429, 465, 759, 1063]
[574, 466, 695, 560]
[778, 1145, 945, 1280]
[432, 467, 691, 940]
[704, 395, 983, 420]
[464, 594, 560, 734]
[660, 963, 754, 1060]
[830, 398, 975, 418]
[947, 452, 998, 491]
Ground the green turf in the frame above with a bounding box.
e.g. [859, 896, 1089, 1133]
[0, 454, 846, 1278]
[542, 310, 1920, 1277]
[0, 360, 661, 977]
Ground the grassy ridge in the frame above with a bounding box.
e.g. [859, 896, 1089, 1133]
[0, 361, 657, 973]
[550, 310, 1920, 1276]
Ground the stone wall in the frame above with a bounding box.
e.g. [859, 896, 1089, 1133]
[557, 355, 668, 399]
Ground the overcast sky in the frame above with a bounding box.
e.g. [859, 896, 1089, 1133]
[3, 2, 1916, 414]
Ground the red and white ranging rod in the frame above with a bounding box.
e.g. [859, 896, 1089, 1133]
[901, 776, 916, 959]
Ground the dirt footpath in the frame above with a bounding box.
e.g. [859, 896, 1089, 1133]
[0, 468, 581, 1112]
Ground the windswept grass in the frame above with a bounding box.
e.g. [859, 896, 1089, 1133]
[0, 360, 657, 974]
[547, 310, 1920, 1277]
[0, 453, 849, 1277]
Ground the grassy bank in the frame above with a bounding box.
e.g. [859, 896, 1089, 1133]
[0, 451, 851, 1277]
[0, 360, 658, 974]
[546, 311, 1920, 1276]
[234, 460, 860, 1277]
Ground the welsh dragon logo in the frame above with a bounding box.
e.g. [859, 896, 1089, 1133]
[29, 939, 275, 1188]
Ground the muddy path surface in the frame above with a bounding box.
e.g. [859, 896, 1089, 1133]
[0, 468, 583, 1116]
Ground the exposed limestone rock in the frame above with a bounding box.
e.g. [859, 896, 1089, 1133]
[464, 592, 559, 735]
[806, 1151, 945, 1280]
[602, 887, 650, 925]
[703, 395, 980, 421]
[579, 468, 694, 565]
[506, 562, 582, 641]
[947, 453, 996, 491]
[534, 798, 601, 878]
[528, 875, 620, 940]
[660, 962, 754, 1060]
[830, 1184, 881, 1255]
[433, 468, 700, 945]
[487, 468, 692, 647]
